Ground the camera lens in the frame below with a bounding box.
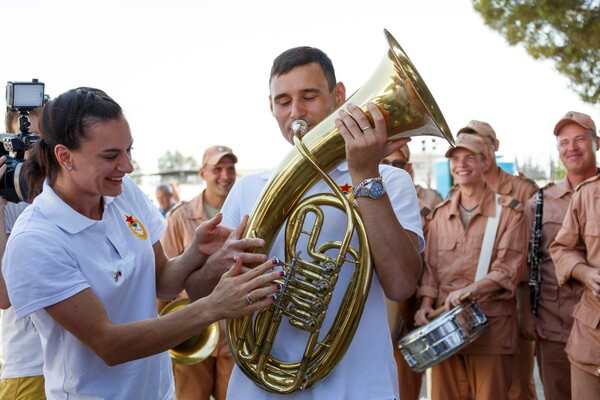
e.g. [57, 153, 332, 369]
[0, 157, 28, 203]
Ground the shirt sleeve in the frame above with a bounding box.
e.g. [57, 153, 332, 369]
[161, 213, 185, 258]
[381, 166, 424, 252]
[221, 176, 252, 228]
[550, 191, 587, 287]
[419, 217, 440, 300]
[4, 221, 90, 319]
[3, 202, 29, 233]
[484, 207, 528, 298]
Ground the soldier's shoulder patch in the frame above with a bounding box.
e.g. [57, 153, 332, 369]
[166, 200, 187, 217]
[498, 195, 522, 211]
[542, 182, 555, 190]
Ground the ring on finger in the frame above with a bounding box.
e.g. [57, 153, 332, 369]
[246, 293, 254, 305]
[361, 126, 371, 132]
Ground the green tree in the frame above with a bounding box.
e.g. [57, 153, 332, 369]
[516, 156, 547, 180]
[157, 150, 199, 182]
[157, 150, 198, 172]
[549, 154, 566, 181]
[472, 0, 600, 104]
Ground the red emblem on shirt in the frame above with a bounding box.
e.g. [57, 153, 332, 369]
[340, 183, 352, 194]
[125, 214, 148, 240]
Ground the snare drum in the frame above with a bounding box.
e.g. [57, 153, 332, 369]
[397, 301, 488, 372]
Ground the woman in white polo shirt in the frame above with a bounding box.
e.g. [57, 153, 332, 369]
[1, 87, 279, 400]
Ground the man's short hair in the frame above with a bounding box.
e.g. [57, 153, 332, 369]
[156, 183, 172, 194]
[269, 46, 337, 92]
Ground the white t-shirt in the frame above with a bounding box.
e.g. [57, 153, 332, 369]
[1, 201, 44, 379]
[222, 162, 423, 400]
[2, 176, 173, 400]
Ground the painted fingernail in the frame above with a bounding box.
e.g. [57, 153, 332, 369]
[269, 294, 277, 301]
[271, 257, 280, 265]
[233, 255, 238, 262]
[276, 284, 282, 291]
[279, 270, 286, 277]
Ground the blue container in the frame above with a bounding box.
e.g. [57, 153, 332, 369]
[434, 155, 516, 199]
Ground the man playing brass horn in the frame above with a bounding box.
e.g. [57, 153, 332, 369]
[217, 46, 424, 398]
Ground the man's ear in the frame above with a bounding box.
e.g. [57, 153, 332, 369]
[334, 82, 346, 108]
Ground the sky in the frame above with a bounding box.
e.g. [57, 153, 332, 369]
[1, 0, 598, 176]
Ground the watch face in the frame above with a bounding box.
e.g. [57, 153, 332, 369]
[369, 181, 385, 198]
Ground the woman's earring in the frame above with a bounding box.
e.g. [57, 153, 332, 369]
[67, 164, 73, 171]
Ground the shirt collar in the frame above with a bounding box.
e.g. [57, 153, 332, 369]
[554, 178, 574, 199]
[189, 190, 210, 219]
[447, 184, 496, 219]
[35, 179, 115, 234]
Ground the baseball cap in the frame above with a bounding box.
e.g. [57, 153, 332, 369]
[457, 120, 499, 151]
[553, 111, 597, 136]
[202, 145, 238, 166]
[445, 134, 488, 159]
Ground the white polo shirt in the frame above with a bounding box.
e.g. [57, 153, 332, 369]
[3, 176, 173, 400]
[222, 161, 423, 400]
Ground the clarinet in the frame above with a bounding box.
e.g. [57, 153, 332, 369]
[528, 188, 543, 317]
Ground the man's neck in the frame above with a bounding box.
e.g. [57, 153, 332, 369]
[202, 190, 226, 211]
[482, 161, 501, 188]
[458, 181, 486, 209]
[566, 166, 599, 189]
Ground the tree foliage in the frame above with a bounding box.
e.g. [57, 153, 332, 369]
[472, 0, 600, 104]
[157, 150, 198, 172]
[549, 154, 566, 181]
[516, 156, 547, 180]
[157, 150, 199, 182]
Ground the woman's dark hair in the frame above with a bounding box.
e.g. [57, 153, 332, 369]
[269, 46, 337, 92]
[24, 87, 123, 201]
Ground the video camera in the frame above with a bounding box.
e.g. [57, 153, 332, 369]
[0, 79, 45, 203]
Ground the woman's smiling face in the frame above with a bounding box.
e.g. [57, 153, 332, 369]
[68, 117, 134, 198]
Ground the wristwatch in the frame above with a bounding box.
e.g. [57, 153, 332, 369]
[353, 177, 386, 199]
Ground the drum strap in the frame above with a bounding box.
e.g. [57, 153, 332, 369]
[475, 193, 501, 281]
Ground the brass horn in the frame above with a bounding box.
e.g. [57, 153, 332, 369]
[226, 29, 454, 394]
[159, 298, 220, 365]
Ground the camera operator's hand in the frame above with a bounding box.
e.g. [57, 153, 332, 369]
[0, 155, 7, 176]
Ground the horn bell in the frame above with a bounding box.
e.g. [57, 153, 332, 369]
[160, 298, 220, 365]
